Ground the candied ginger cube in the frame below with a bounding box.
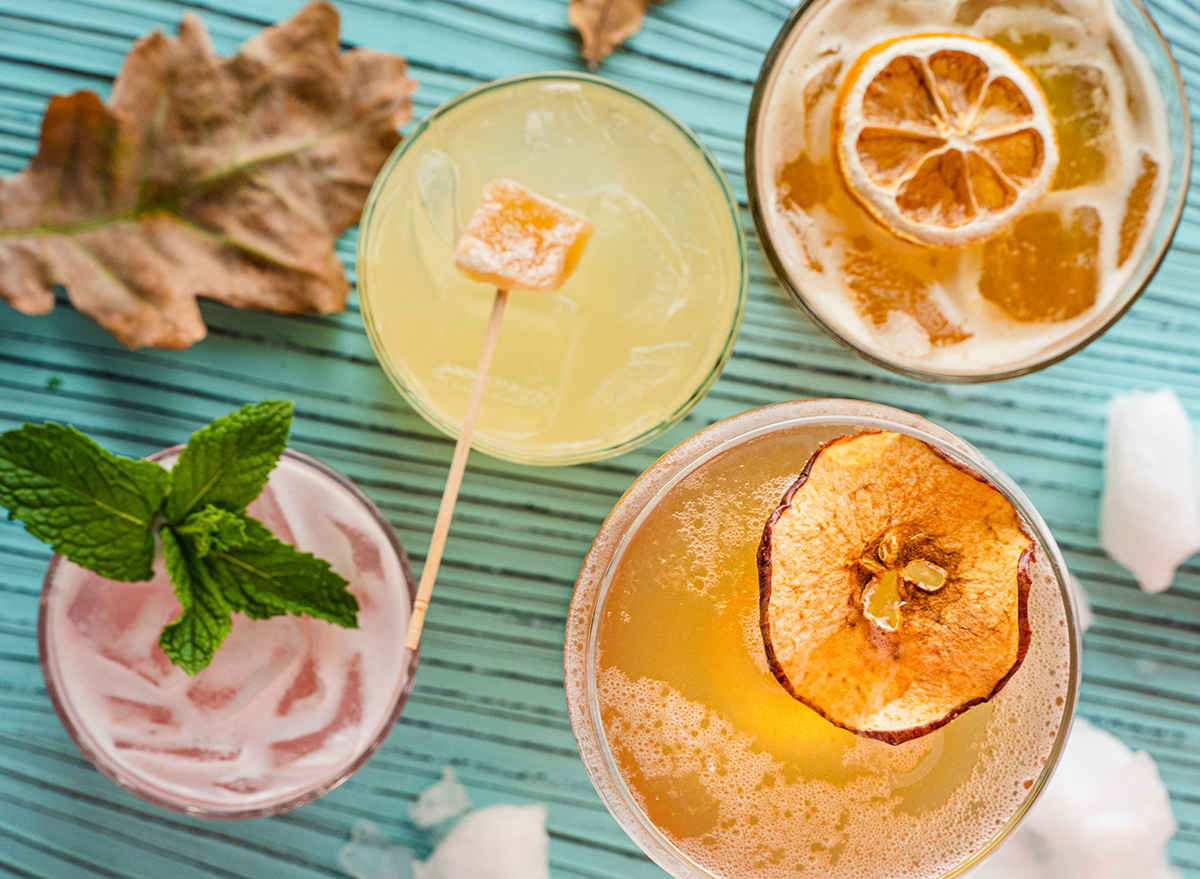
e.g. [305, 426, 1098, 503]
[454, 179, 592, 292]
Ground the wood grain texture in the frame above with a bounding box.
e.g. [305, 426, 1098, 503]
[1, 0, 1199, 876]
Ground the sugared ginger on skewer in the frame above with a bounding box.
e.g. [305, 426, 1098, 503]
[406, 180, 592, 651]
[453, 178, 593, 293]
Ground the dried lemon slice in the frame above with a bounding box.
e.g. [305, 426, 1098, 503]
[758, 431, 1033, 744]
[834, 33, 1058, 248]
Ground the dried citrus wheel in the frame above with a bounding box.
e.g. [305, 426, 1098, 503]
[834, 33, 1059, 248]
[758, 431, 1033, 744]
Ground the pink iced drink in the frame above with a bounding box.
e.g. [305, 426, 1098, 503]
[38, 450, 417, 816]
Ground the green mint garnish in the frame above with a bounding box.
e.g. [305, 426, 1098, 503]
[166, 400, 293, 523]
[173, 505, 249, 558]
[0, 401, 359, 675]
[0, 423, 170, 581]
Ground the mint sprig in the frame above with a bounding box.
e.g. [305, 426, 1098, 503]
[0, 401, 359, 675]
[0, 424, 169, 581]
[166, 400, 293, 522]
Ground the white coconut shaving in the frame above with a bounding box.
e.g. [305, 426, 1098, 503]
[969, 718, 1179, 878]
[1100, 388, 1200, 593]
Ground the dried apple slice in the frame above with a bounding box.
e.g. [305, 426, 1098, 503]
[758, 430, 1033, 744]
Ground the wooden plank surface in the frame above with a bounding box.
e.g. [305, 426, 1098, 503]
[1, 0, 1199, 876]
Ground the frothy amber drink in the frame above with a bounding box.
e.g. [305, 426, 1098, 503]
[565, 401, 1079, 879]
[749, 0, 1188, 379]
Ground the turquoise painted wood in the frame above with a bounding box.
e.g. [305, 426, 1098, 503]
[1, 0, 1199, 876]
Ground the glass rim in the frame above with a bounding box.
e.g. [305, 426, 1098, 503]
[564, 398, 1082, 878]
[743, 0, 1193, 384]
[37, 446, 421, 820]
[356, 70, 749, 465]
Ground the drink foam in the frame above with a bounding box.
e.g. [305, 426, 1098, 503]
[755, 0, 1172, 375]
[589, 422, 1073, 879]
[599, 543, 1070, 879]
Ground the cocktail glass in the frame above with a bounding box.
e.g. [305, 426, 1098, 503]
[565, 399, 1080, 878]
[746, 0, 1190, 382]
[39, 448, 419, 818]
[357, 72, 748, 465]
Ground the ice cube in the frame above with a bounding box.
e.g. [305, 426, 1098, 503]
[338, 820, 416, 879]
[586, 341, 691, 431]
[572, 185, 688, 325]
[1100, 389, 1200, 593]
[105, 695, 177, 729]
[1036, 63, 1115, 190]
[409, 767, 472, 829]
[247, 484, 297, 545]
[418, 150, 462, 249]
[187, 614, 303, 712]
[968, 718, 1179, 879]
[334, 519, 385, 581]
[67, 566, 180, 685]
[272, 653, 364, 765]
[276, 652, 323, 717]
[413, 805, 550, 879]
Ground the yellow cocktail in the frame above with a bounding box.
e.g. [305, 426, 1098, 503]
[358, 74, 747, 464]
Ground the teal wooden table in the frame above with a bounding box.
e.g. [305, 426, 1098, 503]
[1, 0, 1198, 876]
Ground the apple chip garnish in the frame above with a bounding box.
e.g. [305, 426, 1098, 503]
[758, 430, 1033, 744]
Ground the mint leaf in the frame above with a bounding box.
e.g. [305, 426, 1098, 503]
[217, 517, 359, 628]
[175, 505, 248, 557]
[160, 512, 358, 674]
[159, 528, 233, 675]
[166, 400, 293, 523]
[0, 423, 169, 581]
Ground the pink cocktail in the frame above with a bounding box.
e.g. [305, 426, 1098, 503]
[38, 448, 418, 817]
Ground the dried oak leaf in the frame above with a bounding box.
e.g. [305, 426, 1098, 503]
[568, 0, 667, 70]
[0, 2, 415, 350]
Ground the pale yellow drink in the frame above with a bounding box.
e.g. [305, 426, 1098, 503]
[566, 401, 1077, 879]
[358, 74, 746, 465]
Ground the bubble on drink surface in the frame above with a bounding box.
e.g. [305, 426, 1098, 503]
[1100, 388, 1200, 594]
[968, 718, 1179, 879]
[409, 767, 471, 828]
[338, 820, 416, 879]
[413, 805, 550, 879]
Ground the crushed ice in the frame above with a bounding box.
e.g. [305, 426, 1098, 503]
[339, 767, 550, 879]
[408, 767, 471, 828]
[338, 821, 416, 879]
[969, 717, 1179, 879]
[1100, 388, 1200, 593]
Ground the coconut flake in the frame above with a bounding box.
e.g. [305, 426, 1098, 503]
[413, 805, 550, 879]
[969, 718, 1179, 878]
[1100, 388, 1200, 593]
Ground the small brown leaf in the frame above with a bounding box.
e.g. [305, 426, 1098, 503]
[568, 0, 666, 70]
[0, 2, 415, 350]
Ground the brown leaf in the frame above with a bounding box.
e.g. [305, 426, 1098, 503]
[568, 0, 666, 70]
[0, 2, 415, 349]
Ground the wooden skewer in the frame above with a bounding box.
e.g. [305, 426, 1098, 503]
[405, 288, 509, 651]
